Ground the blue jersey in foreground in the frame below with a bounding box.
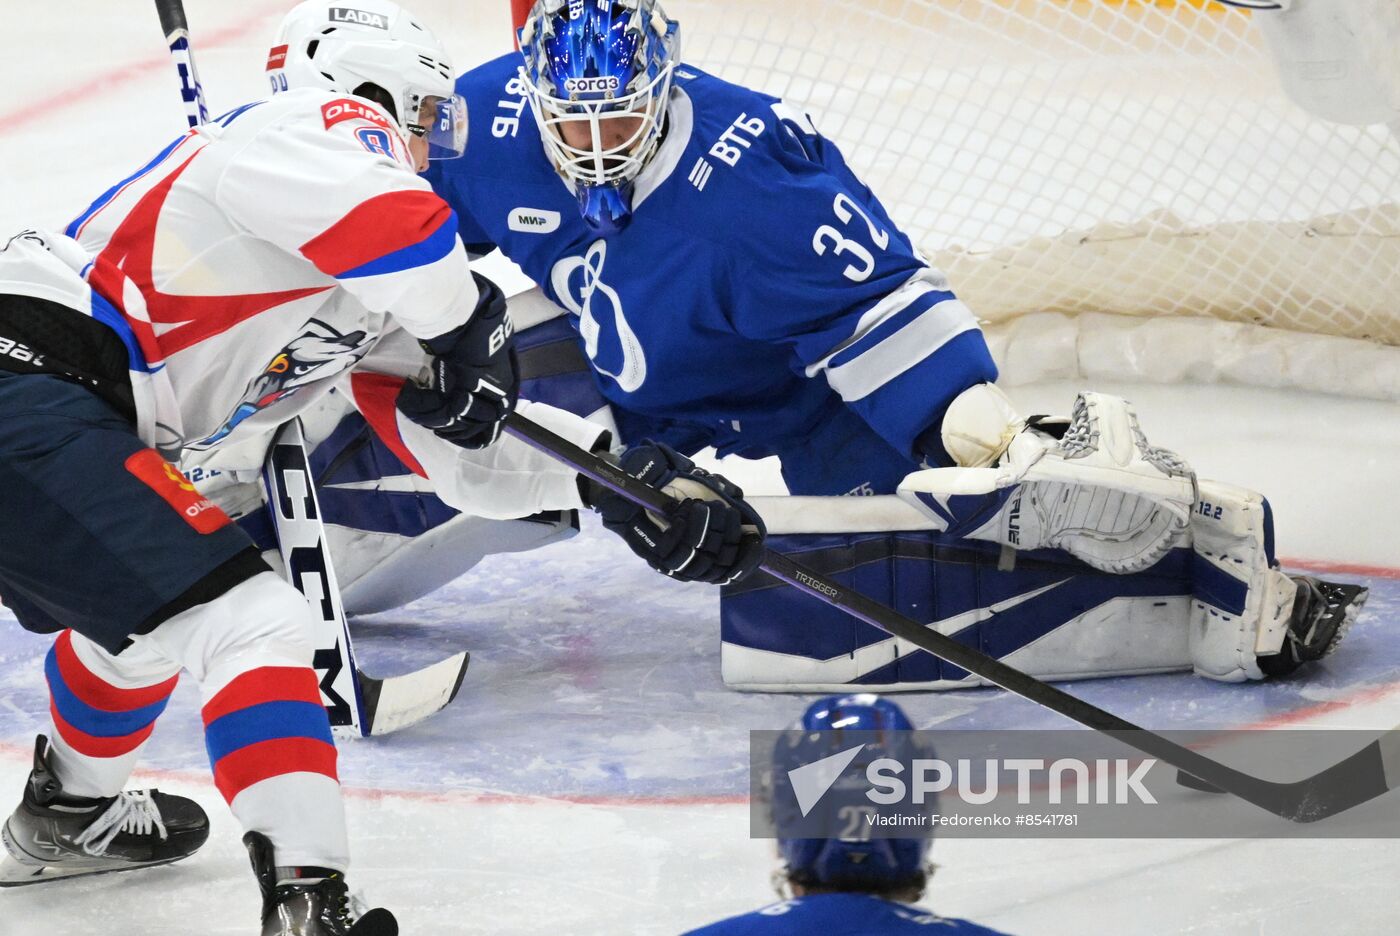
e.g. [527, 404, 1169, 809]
[681, 893, 1011, 936]
[427, 55, 997, 495]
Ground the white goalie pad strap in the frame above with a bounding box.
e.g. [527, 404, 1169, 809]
[1189, 479, 1297, 683]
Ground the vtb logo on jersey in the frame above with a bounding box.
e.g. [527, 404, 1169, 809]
[551, 240, 647, 393]
[329, 7, 389, 29]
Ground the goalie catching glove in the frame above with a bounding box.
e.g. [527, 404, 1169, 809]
[398, 273, 518, 449]
[585, 441, 767, 585]
[899, 385, 1197, 574]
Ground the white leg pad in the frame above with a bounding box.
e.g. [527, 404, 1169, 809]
[1188, 480, 1297, 682]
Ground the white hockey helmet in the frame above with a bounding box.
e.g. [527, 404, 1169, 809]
[267, 1, 466, 160]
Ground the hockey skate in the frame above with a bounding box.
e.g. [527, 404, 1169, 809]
[246, 832, 398, 936]
[1258, 576, 1369, 678]
[0, 735, 209, 886]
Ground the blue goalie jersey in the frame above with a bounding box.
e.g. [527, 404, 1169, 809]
[427, 55, 998, 495]
[681, 893, 1011, 935]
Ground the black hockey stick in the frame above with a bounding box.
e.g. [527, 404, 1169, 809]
[504, 411, 1400, 823]
[153, 0, 469, 736]
[154, 0, 210, 129]
[262, 421, 469, 738]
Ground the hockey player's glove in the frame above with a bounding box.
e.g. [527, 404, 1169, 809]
[587, 441, 767, 585]
[397, 273, 518, 450]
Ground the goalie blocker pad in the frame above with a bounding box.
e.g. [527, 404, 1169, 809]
[721, 480, 1290, 691]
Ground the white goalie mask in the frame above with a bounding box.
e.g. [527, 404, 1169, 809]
[268, 0, 467, 160]
[518, 0, 680, 232]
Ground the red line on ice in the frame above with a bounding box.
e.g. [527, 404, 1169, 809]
[1282, 557, 1400, 580]
[0, 2, 290, 130]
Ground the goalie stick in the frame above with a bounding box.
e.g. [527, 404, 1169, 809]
[502, 411, 1400, 824]
[154, 0, 468, 736]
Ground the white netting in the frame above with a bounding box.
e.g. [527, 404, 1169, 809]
[674, 0, 1400, 384]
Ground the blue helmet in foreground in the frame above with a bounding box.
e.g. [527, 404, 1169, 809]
[773, 695, 934, 895]
[518, 0, 680, 234]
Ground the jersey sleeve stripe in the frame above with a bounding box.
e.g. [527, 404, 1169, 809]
[819, 296, 981, 403]
[65, 133, 193, 241]
[335, 209, 458, 279]
[299, 189, 458, 280]
[89, 289, 159, 374]
[348, 372, 428, 478]
[826, 286, 959, 372]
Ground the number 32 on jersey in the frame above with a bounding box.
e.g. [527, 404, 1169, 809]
[812, 192, 890, 282]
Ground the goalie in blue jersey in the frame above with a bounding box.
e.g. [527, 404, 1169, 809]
[254, 0, 1363, 691]
[418, 0, 1364, 689]
[682, 694, 1010, 935]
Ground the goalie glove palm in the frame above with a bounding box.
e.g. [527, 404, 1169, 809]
[900, 390, 1197, 574]
[592, 442, 767, 585]
[397, 273, 518, 450]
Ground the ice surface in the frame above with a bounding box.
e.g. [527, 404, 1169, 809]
[1, 4, 1398, 935]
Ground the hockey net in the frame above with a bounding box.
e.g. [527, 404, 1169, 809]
[513, 0, 1400, 399]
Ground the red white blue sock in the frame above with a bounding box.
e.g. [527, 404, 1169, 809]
[45, 629, 179, 799]
[202, 664, 348, 870]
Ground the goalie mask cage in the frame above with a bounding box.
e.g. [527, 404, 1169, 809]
[510, 0, 1400, 400]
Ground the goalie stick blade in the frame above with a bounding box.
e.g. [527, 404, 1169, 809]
[1175, 769, 1225, 794]
[360, 651, 470, 737]
[1274, 727, 1400, 823]
[1179, 727, 1400, 819]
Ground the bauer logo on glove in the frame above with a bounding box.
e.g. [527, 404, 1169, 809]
[586, 441, 767, 586]
[397, 272, 520, 450]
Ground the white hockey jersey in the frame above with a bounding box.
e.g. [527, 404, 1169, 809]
[2, 89, 601, 519]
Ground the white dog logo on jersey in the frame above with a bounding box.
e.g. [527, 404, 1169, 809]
[551, 240, 647, 392]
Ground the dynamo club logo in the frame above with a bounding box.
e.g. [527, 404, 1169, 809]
[550, 240, 647, 393]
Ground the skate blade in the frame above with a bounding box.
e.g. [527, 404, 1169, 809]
[0, 852, 185, 887]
